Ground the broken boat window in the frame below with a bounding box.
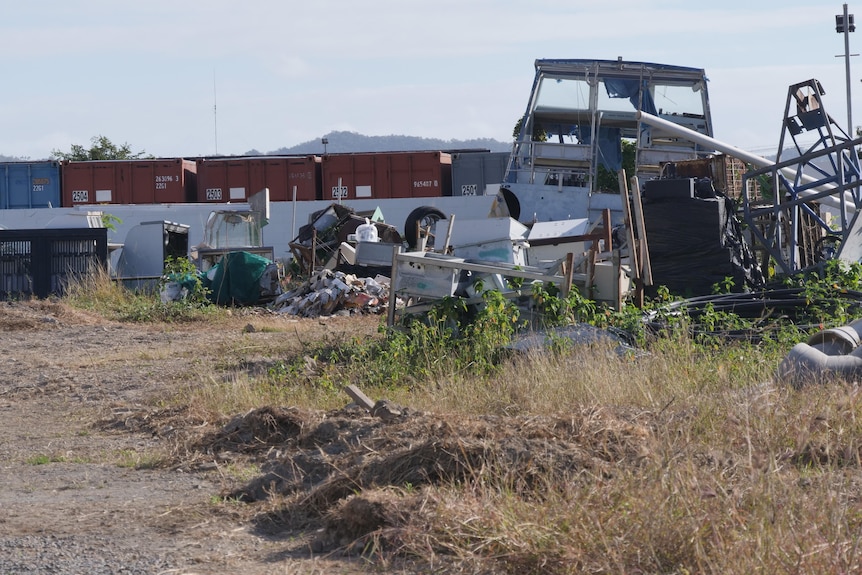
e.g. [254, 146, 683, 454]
[651, 82, 706, 118]
[534, 76, 591, 113]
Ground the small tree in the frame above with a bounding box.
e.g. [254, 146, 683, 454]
[51, 135, 149, 161]
[512, 117, 547, 142]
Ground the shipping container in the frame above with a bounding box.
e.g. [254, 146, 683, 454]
[62, 159, 196, 206]
[321, 151, 452, 201]
[450, 151, 509, 197]
[195, 156, 320, 203]
[0, 161, 62, 209]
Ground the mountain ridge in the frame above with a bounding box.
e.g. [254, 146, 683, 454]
[0, 133, 512, 162]
[248, 130, 512, 156]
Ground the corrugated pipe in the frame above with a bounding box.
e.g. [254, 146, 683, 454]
[778, 319, 862, 388]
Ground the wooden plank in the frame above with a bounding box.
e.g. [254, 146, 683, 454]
[612, 248, 623, 310]
[601, 208, 612, 252]
[587, 246, 597, 300]
[618, 170, 643, 306]
[343, 384, 375, 411]
[562, 252, 575, 298]
[630, 175, 653, 286]
[442, 214, 456, 254]
[386, 244, 401, 327]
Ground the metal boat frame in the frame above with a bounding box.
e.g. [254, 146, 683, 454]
[499, 58, 714, 224]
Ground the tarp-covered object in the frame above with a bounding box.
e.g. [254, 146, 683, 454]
[204, 251, 276, 305]
[642, 179, 764, 297]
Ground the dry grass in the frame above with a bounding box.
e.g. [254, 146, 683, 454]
[48, 274, 862, 574]
[146, 308, 862, 572]
[296, 377, 862, 574]
[268, 344, 862, 573]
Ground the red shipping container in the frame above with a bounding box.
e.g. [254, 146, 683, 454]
[62, 159, 196, 206]
[321, 151, 452, 201]
[195, 156, 320, 203]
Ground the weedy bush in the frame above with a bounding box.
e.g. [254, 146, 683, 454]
[257, 262, 862, 406]
[65, 258, 222, 323]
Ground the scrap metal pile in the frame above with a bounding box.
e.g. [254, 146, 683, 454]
[270, 269, 391, 318]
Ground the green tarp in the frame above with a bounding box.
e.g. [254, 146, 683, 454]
[204, 251, 272, 305]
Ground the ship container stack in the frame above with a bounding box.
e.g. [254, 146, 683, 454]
[195, 156, 321, 203]
[320, 151, 452, 201]
[62, 159, 197, 205]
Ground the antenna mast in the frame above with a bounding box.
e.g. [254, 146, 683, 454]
[213, 70, 219, 155]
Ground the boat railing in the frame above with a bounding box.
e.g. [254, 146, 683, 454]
[531, 142, 592, 166]
[506, 142, 592, 188]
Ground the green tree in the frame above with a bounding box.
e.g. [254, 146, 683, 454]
[51, 135, 149, 161]
[512, 117, 547, 142]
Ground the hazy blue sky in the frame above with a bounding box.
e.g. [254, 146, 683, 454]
[1, 1, 855, 159]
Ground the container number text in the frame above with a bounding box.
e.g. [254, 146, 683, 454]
[155, 175, 178, 190]
[332, 186, 348, 199]
[71, 190, 89, 203]
[206, 188, 223, 201]
[32, 177, 50, 192]
[461, 184, 477, 196]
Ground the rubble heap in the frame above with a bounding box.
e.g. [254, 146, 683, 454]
[271, 269, 390, 318]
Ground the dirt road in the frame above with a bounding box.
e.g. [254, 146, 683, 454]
[0, 300, 379, 574]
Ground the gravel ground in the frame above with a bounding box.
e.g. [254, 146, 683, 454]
[0, 300, 380, 575]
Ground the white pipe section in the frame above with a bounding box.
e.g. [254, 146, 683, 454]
[636, 111, 776, 169]
[779, 342, 862, 389]
[635, 111, 853, 211]
[778, 318, 862, 388]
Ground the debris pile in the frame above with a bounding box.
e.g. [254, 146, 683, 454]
[289, 203, 402, 274]
[271, 269, 391, 318]
[200, 402, 652, 552]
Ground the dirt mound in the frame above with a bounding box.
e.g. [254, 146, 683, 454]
[202, 405, 324, 454]
[198, 403, 654, 551]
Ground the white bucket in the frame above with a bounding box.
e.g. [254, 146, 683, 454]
[356, 218, 379, 243]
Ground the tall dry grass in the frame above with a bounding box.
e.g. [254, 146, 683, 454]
[355, 343, 862, 573]
[176, 316, 862, 573]
[61, 269, 862, 573]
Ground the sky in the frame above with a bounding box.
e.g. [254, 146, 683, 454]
[1, 1, 857, 160]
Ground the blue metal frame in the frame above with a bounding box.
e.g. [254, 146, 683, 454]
[741, 79, 862, 275]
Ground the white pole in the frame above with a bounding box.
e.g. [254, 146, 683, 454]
[291, 185, 297, 240]
[843, 3, 854, 136]
[635, 111, 854, 210]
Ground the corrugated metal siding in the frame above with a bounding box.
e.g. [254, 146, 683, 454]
[321, 151, 451, 201]
[196, 156, 320, 202]
[451, 151, 509, 196]
[0, 161, 62, 209]
[62, 159, 195, 205]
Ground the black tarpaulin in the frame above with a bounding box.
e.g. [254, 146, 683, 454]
[641, 179, 764, 298]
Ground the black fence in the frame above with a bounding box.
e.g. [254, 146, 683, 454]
[0, 228, 108, 299]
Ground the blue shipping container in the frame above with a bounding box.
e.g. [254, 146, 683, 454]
[0, 161, 62, 209]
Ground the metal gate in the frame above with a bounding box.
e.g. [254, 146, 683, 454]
[0, 228, 108, 299]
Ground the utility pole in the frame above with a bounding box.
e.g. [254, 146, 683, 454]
[836, 4, 857, 136]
